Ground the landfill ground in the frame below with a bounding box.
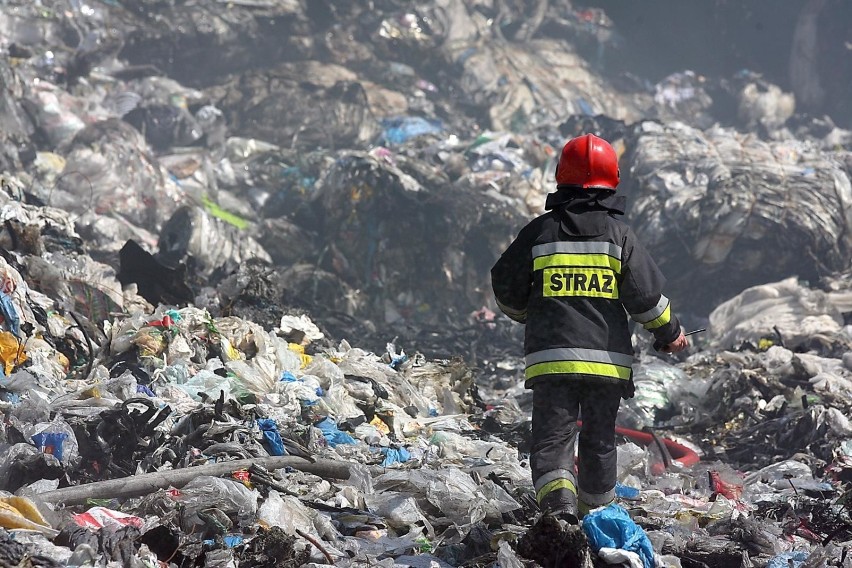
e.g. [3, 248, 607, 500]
[1, 1, 852, 566]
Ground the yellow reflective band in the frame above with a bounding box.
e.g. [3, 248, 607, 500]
[543, 268, 619, 299]
[525, 361, 632, 380]
[536, 478, 577, 503]
[643, 304, 672, 330]
[534, 253, 621, 273]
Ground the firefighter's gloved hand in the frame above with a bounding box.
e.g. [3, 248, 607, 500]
[660, 330, 688, 353]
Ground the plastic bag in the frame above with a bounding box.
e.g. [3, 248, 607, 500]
[344, 463, 374, 495]
[226, 360, 277, 396]
[766, 551, 809, 568]
[582, 504, 655, 568]
[73, 507, 143, 530]
[379, 447, 411, 467]
[177, 369, 233, 401]
[316, 418, 356, 448]
[497, 540, 524, 568]
[102, 371, 139, 401]
[393, 554, 454, 568]
[0, 293, 21, 337]
[256, 418, 286, 456]
[173, 476, 258, 517]
[364, 493, 429, 531]
[0, 331, 26, 376]
[598, 548, 644, 568]
[321, 383, 365, 421]
[0, 370, 39, 393]
[257, 490, 316, 537]
[30, 418, 78, 465]
[425, 468, 486, 527]
[429, 431, 517, 463]
[0, 495, 56, 537]
[304, 356, 344, 391]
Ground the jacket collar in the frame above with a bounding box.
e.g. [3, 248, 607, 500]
[544, 186, 626, 215]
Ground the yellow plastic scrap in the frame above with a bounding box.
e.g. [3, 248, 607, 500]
[0, 331, 26, 375]
[0, 496, 57, 537]
[288, 343, 313, 369]
[132, 330, 166, 357]
[81, 385, 102, 399]
[370, 417, 390, 435]
[56, 351, 70, 372]
[758, 338, 774, 351]
[220, 336, 241, 362]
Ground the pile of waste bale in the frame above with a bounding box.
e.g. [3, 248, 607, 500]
[1, 0, 852, 566]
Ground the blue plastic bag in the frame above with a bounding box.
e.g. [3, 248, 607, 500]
[136, 384, 156, 397]
[280, 371, 323, 397]
[316, 417, 356, 448]
[256, 418, 287, 456]
[32, 431, 68, 461]
[380, 447, 411, 467]
[615, 483, 641, 499]
[0, 293, 20, 337]
[767, 551, 809, 568]
[582, 504, 655, 568]
[380, 117, 443, 145]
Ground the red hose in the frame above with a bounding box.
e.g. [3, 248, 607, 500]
[575, 421, 701, 471]
[613, 425, 700, 468]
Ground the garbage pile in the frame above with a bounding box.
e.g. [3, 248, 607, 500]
[1, 0, 852, 566]
[624, 120, 852, 314]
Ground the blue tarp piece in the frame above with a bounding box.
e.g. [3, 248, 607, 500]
[204, 535, 244, 548]
[0, 293, 20, 336]
[316, 417, 356, 447]
[615, 483, 640, 499]
[582, 504, 655, 568]
[380, 447, 411, 467]
[280, 370, 323, 397]
[256, 418, 287, 456]
[767, 551, 809, 568]
[380, 117, 443, 145]
[32, 431, 69, 461]
[136, 384, 156, 397]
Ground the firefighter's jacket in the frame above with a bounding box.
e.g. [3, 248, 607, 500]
[491, 188, 682, 392]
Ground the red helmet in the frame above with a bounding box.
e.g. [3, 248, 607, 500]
[555, 133, 620, 190]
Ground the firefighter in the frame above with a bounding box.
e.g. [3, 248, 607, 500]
[491, 133, 688, 523]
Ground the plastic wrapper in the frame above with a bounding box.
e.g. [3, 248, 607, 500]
[0, 443, 61, 492]
[766, 551, 809, 568]
[225, 360, 277, 397]
[256, 418, 286, 456]
[364, 493, 430, 533]
[316, 418, 357, 448]
[321, 383, 365, 421]
[73, 507, 143, 530]
[0, 494, 56, 536]
[617, 442, 649, 480]
[497, 540, 525, 568]
[158, 206, 271, 278]
[429, 431, 517, 463]
[30, 417, 78, 465]
[173, 476, 259, 517]
[257, 490, 317, 537]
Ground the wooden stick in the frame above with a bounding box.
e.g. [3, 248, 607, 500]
[39, 456, 350, 506]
